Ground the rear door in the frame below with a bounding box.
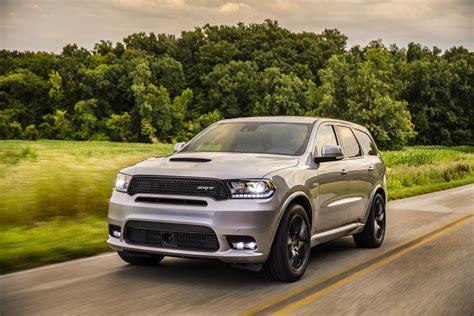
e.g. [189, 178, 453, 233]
[334, 125, 367, 223]
[353, 129, 384, 219]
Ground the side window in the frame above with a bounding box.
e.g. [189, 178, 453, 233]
[354, 129, 379, 156]
[335, 126, 362, 158]
[314, 125, 338, 156]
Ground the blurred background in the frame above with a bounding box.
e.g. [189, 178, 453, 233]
[0, 1, 473, 275]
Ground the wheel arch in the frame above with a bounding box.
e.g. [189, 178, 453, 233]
[375, 187, 387, 204]
[277, 191, 314, 227]
[290, 195, 313, 228]
[268, 191, 314, 252]
[362, 184, 387, 225]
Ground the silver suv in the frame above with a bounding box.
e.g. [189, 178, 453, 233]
[107, 117, 386, 282]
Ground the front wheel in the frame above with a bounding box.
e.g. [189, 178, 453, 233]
[264, 203, 311, 282]
[353, 193, 386, 248]
[117, 251, 165, 265]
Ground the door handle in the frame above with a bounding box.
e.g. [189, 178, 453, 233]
[368, 166, 375, 172]
[340, 169, 348, 176]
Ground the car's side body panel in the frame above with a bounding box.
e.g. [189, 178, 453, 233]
[266, 118, 386, 247]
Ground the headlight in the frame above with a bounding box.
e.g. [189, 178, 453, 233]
[228, 179, 275, 199]
[115, 173, 132, 192]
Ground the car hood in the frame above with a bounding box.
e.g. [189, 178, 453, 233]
[121, 152, 299, 179]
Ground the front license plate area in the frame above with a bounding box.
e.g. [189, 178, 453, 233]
[161, 232, 177, 247]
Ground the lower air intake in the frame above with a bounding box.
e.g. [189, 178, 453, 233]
[124, 221, 219, 252]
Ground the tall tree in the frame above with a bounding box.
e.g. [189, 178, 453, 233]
[314, 49, 415, 149]
[202, 60, 260, 117]
[252, 67, 315, 116]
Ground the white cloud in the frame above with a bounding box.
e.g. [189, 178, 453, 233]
[118, 0, 187, 8]
[0, 0, 472, 52]
[217, 2, 251, 14]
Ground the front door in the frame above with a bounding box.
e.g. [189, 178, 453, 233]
[314, 124, 351, 232]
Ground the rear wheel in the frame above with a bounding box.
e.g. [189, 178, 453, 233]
[353, 193, 386, 248]
[264, 203, 311, 282]
[117, 251, 165, 265]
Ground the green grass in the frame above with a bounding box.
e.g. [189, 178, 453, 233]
[0, 140, 172, 273]
[0, 217, 109, 271]
[0, 141, 473, 273]
[383, 146, 474, 199]
[0, 140, 173, 226]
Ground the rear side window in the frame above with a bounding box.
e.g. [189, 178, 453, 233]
[314, 125, 338, 156]
[336, 126, 361, 158]
[354, 129, 379, 156]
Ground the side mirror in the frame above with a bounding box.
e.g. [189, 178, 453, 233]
[314, 145, 344, 163]
[173, 142, 186, 153]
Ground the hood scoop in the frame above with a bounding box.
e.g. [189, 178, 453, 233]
[169, 157, 212, 163]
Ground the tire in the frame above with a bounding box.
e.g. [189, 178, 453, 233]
[264, 203, 311, 282]
[353, 193, 386, 248]
[117, 251, 165, 265]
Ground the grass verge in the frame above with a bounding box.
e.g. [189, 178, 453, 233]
[0, 141, 473, 273]
[0, 217, 109, 272]
[384, 146, 474, 200]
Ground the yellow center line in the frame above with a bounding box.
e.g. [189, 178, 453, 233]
[271, 214, 474, 315]
[272, 215, 474, 315]
[239, 213, 474, 316]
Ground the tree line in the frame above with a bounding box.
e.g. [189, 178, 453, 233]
[0, 20, 472, 149]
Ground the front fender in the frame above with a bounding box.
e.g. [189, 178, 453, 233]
[267, 189, 314, 252]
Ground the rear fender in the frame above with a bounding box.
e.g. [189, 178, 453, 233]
[361, 184, 386, 225]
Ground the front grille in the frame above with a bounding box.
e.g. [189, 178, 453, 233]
[127, 176, 229, 200]
[135, 196, 208, 206]
[124, 221, 220, 251]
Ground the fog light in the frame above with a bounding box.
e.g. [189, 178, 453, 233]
[227, 236, 257, 250]
[109, 224, 121, 238]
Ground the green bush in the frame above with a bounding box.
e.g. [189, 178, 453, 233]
[23, 124, 39, 140]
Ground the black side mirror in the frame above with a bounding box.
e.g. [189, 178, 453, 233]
[314, 144, 344, 163]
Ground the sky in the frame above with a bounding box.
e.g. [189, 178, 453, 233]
[0, 0, 472, 52]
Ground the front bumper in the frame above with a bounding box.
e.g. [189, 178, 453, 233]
[107, 191, 280, 264]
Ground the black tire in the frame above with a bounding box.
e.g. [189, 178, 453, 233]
[117, 251, 165, 265]
[264, 203, 311, 282]
[353, 193, 386, 248]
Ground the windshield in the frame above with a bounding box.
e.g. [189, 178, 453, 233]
[182, 122, 313, 156]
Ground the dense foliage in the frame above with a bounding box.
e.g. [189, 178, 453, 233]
[1, 21, 472, 149]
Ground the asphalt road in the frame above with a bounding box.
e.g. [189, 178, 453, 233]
[1, 185, 473, 315]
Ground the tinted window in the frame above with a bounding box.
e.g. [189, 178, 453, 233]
[336, 126, 361, 158]
[183, 122, 313, 156]
[354, 129, 378, 156]
[315, 125, 338, 156]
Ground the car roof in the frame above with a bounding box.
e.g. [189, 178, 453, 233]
[218, 116, 369, 132]
[219, 116, 319, 124]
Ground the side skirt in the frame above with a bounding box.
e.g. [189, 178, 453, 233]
[310, 222, 365, 247]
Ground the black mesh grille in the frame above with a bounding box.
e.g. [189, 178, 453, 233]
[127, 176, 229, 200]
[124, 221, 219, 251]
